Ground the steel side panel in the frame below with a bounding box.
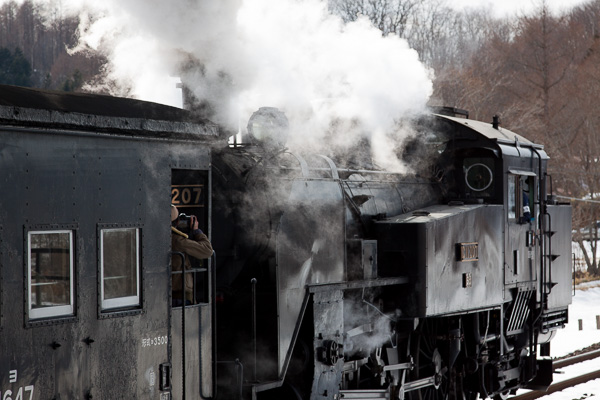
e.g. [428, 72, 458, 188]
[380, 205, 504, 317]
[546, 205, 573, 310]
[423, 206, 503, 315]
[276, 179, 345, 375]
[0, 127, 210, 398]
[170, 307, 212, 399]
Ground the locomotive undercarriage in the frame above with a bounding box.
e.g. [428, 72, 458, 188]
[282, 288, 545, 400]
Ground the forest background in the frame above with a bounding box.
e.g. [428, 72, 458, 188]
[1, 0, 599, 276]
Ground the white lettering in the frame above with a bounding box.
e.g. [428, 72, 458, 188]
[0, 386, 34, 400]
[142, 335, 168, 348]
[8, 371, 16, 384]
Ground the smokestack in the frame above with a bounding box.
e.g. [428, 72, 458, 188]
[492, 115, 500, 130]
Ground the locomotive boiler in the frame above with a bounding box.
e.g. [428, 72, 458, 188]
[211, 108, 572, 400]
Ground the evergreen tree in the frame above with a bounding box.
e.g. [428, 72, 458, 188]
[0, 46, 32, 86]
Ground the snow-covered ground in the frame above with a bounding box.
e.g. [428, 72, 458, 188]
[513, 281, 600, 399]
[552, 281, 600, 357]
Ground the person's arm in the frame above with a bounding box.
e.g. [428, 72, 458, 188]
[184, 215, 213, 259]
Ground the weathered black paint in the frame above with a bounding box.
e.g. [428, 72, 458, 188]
[0, 84, 574, 400]
[0, 85, 212, 399]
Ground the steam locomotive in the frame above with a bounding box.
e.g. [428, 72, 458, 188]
[0, 84, 571, 400]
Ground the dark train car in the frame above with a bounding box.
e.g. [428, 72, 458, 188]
[0, 85, 216, 399]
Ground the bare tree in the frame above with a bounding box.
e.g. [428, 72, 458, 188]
[329, 0, 425, 37]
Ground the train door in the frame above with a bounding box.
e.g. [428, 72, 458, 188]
[170, 169, 214, 399]
[505, 172, 537, 285]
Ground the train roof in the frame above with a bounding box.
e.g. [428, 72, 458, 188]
[435, 114, 544, 150]
[0, 84, 218, 140]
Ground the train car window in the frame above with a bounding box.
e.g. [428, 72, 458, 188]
[509, 175, 535, 223]
[100, 228, 140, 310]
[27, 230, 74, 320]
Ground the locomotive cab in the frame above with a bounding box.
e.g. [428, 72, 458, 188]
[369, 113, 572, 398]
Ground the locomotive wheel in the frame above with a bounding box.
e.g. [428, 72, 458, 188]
[409, 319, 449, 400]
[492, 391, 509, 400]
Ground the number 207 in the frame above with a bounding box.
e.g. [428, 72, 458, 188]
[172, 186, 203, 206]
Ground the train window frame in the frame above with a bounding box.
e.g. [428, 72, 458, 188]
[98, 225, 142, 314]
[508, 173, 536, 223]
[26, 229, 75, 321]
[171, 169, 211, 309]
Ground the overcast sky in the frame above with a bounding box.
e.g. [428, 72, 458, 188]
[450, 0, 592, 17]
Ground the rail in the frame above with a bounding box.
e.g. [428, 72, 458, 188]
[510, 349, 600, 400]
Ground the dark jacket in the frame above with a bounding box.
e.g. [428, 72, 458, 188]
[171, 227, 213, 302]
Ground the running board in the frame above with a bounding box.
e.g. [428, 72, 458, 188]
[339, 389, 389, 399]
[340, 374, 438, 399]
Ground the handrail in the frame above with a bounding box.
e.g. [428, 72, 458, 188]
[170, 251, 187, 400]
[206, 251, 217, 400]
[170, 251, 215, 399]
[572, 253, 576, 296]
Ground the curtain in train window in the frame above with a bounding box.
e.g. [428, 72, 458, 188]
[28, 230, 74, 319]
[508, 175, 517, 220]
[100, 228, 140, 310]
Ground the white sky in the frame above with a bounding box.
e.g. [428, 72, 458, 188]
[449, 0, 593, 17]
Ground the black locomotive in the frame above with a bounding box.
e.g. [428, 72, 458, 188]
[0, 85, 571, 400]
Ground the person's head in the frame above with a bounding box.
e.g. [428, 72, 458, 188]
[171, 205, 179, 226]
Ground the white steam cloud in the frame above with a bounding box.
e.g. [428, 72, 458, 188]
[22, 0, 433, 170]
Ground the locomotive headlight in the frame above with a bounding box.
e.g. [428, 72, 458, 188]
[247, 107, 289, 148]
[465, 163, 493, 192]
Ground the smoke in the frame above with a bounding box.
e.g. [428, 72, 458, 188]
[343, 298, 396, 357]
[21, 0, 433, 169]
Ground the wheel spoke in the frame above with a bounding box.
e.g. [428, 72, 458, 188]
[409, 319, 450, 400]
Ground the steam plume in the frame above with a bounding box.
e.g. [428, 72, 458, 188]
[22, 0, 434, 168]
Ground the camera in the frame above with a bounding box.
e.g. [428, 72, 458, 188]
[176, 213, 193, 233]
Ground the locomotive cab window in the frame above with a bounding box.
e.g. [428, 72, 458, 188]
[508, 173, 535, 224]
[27, 230, 75, 320]
[100, 228, 141, 310]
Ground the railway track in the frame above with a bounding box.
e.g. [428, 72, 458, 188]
[509, 349, 600, 400]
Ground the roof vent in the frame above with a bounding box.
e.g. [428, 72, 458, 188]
[412, 210, 431, 216]
[492, 115, 500, 130]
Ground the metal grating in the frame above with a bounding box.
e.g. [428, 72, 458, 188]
[507, 290, 533, 335]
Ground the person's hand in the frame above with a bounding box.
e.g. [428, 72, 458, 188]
[191, 215, 199, 230]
